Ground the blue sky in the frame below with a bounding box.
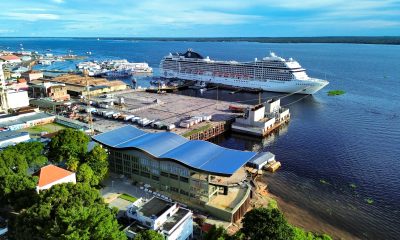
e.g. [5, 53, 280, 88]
[0, 0, 399, 37]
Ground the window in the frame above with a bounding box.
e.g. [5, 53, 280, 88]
[180, 176, 189, 183]
[152, 175, 160, 181]
[180, 189, 189, 196]
[140, 172, 150, 178]
[161, 171, 169, 177]
[169, 174, 178, 180]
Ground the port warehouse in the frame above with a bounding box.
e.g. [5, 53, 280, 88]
[92, 125, 272, 222]
[0, 111, 55, 131]
[30, 74, 127, 96]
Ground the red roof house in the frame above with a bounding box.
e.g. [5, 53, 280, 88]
[35, 165, 76, 193]
[0, 55, 21, 63]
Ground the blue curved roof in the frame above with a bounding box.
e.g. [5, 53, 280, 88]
[92, 125, 257, 176]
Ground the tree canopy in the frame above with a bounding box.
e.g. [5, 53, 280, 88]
[0, 142, 46, 210]
[133, 230, 164, 240]
[0, 141, 47, 175]
[242, 207, 295, 240]
[11, 183, 126, 240]
[82, 145, 109, 185]
[47, 129, 108, 186]
[48, 128, 90, 163]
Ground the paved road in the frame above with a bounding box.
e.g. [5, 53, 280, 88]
[101, 174, 153, 201]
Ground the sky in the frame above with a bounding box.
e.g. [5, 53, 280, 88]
[0, 0, 399, 37]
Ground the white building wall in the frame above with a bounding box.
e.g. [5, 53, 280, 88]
[265, 99, 281, 113]
[0, 134, 30, 148]
[249, 106, 265, 122]
[6, 90, 29, 109]
[36, 173, 76, 193]
[132, 202, 178, 230]
[165, 212, 193, 240]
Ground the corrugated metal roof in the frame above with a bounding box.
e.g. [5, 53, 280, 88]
[249, 152, 275, 166]
[0, 131, 29, 141]
[93, 126, 257, 176]
[0, 112, 55, 129]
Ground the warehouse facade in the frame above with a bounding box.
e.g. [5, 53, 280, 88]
[93, 126, 259, 222]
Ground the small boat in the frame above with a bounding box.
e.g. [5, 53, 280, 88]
[229, 105, 245, 113]
[189, 81, 207, 89]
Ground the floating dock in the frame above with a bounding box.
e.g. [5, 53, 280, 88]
[232, 98, 290, 137]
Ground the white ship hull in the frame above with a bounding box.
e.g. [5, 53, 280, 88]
[162, 71, 328, 95]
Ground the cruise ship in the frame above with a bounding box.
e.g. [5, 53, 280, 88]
[160, 49, 329, 94]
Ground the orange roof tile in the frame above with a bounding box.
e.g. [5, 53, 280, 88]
[0, 55, 20, 61]
[36, 165, 74, 187]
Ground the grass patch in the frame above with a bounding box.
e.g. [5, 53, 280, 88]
[118, 193, 137, 203]
[19, 123, 66, 136]
[267, 199, 278, 209]
[182, 124, 212, 137]
[328, 90, 345, 96]
[319, 179, 329, 185]
[365, 198, 374, 205]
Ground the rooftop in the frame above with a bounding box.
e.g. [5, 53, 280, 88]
[0, 112, 55, 129]
[0, 55, 20, 61]
[35, 164, 74, 187]
[207, 186, 248, 211]
[163, 208, 190, 232]
[139, 197, 173, 218]
[93, 125, 257, 176]
[0, 131, 29, 142]
[249, 152, 275, 166]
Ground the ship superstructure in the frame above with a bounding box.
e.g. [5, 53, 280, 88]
[160, 49, 328, 94]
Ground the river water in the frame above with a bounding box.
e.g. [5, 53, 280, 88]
[1, 38, 399, 239]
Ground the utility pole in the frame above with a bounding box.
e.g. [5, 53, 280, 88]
[216, 86, 219, 110]
[84, 68, 94, 135]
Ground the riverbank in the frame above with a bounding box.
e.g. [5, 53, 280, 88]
[269, 192, 358, 240]
[253, 178, 358, 240]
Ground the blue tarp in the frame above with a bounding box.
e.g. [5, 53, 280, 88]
[93, 125, 257, 176]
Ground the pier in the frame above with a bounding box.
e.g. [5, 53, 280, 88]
[89, 90, 246, 138]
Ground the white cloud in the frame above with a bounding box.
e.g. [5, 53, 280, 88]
[4, 12, 60, 21]
[0, 29, 15, 33]
[52, 0, 64, 3]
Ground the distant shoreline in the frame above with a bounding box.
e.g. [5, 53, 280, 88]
[1, 36, 400, 45]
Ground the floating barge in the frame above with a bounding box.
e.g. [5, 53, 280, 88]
[232, 98, 290, 137]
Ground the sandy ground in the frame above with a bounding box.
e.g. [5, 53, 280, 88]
[252, 179, 359, 240]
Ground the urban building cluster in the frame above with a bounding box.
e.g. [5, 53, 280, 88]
[0, 48, 293, 240]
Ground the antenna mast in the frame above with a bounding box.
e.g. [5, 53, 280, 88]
[84, 69, 94, 135]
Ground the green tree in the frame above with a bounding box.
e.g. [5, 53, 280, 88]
[84, 145, 109, 185]
[0, 142, 47, 175]
[0, 142, 47, 210]
[0, 174, 38, 210]
[292, 227, 333, 240]
[134, 230, 164, 240]
[48, 128, 90, 163]
[77, 163, 97, 186]
[241, 207, 294, 240]
[66, 156, 80, 172]
[12, 183, 126, 240]
[204, 225, 228, 240]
